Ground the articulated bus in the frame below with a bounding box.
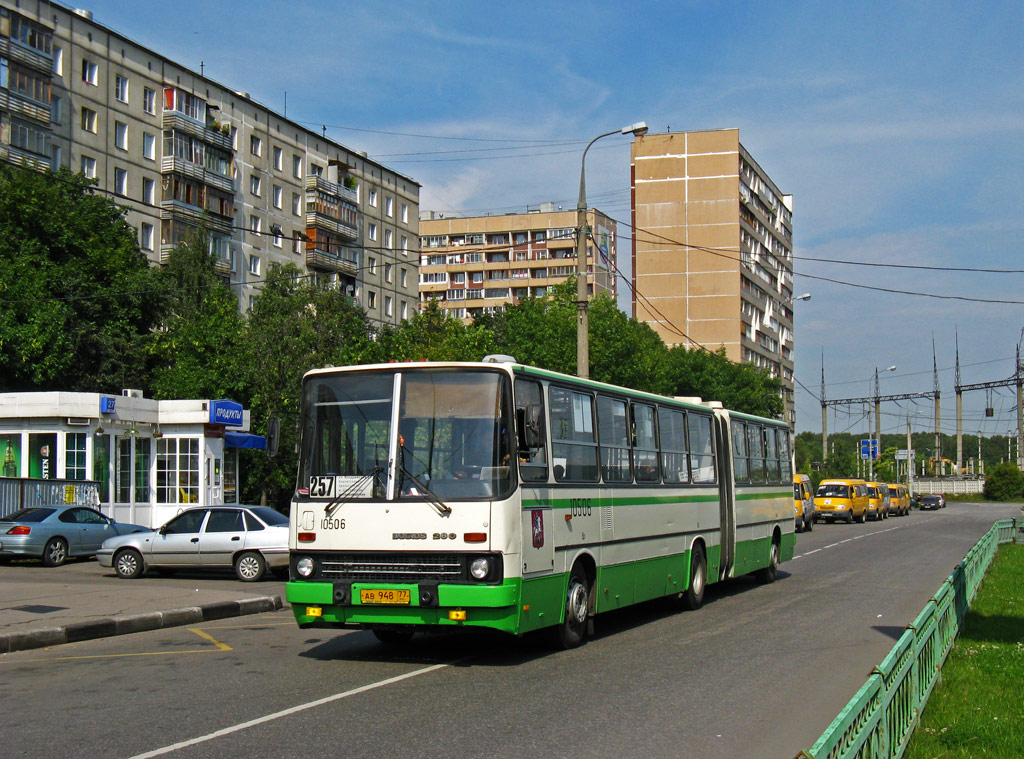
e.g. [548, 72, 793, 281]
[285, 358, 794, 647]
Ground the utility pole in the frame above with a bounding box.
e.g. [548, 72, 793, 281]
[955, 333, 963, 475]
[821, 355, 828, 463]
[933, 339, 942, 476]
[906, 412, 914, 499]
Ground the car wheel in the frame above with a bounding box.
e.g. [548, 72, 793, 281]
[114, 548, 144, 579]
[235, 551, 266, 582]
[554, 564, 590, 649]
[42, 537, 69, 567]
[805, 514, 813, 532]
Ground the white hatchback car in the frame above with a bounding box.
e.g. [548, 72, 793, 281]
[97, 505, 288, 582]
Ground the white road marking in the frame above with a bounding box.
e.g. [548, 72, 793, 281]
[128, 660, 458, 758]
[794, 517, 937, 559]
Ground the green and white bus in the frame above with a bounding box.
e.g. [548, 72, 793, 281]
[285, 357, 794, 647]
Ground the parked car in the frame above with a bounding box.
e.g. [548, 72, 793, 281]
[919, 495, 943, 511]
[937, 494, 947, 508]
[0, 505, 148, 566]
[97, 505, 288, 582]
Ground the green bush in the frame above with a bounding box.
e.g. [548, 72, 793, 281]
[982, 462, 1024, 501]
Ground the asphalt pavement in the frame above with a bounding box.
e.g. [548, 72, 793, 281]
[0, 556, 285, 654]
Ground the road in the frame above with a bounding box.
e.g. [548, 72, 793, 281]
[2, 501, 1018, 759]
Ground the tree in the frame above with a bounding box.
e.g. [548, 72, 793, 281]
[475, 281, 576, 372]
[378, 299, 495, 362]
[588, 292, 672, 394]
[145, 228, 245, 400]
[983, 462, 1023, 501]
[0, 165, 161, 391]
[665, 345, 783, 418]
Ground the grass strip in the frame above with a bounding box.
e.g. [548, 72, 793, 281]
[904, 543, 1024, 759]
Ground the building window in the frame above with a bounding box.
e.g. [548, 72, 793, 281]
[273, 146, 282, 171]
[384, 263, 392, 283]
[114, 168, 127, 196]
[80, 107, 98, 133]
[368, 189, 378, 207]
[143, 87, 156, 115]
[292, 192, 301, 216]
[250, 215, 261, 234]
[65, 433, 87, 480]
[81, 59, 98, 86]
[53, 46, 63, 76]
[367, 290, 376, 309]
[114, 74, 129, 103]
[249, 255, 261, 275]
[273, 185, 282, 209]
[385, 295, 393, 317]
[143, 177, 155, 205]
[52, 144, 62, 168]
[51, 96, 62, 124]
[368, 223, 377, 242]
[143, 132, 156, 160]
[368, 256, 377, 275]
[273, 229, 282, 248]
[81, 156, 96, 179]
[250, 135, 262, 156]
[292, 154, 302, 178]
[385, 197, 393, 217]
[401, 203, 409, 223]
[384, 229, 393, 249]
[400, 268, 407, 287]
[401, 301, 408, 319]
[401, 235, 409, 254]
[250, 175, 261, 196]
[141, 222, 154, 251]
[156, 437, 199, 504]
[114, 121, 128, 150]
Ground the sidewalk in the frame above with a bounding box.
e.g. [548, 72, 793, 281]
[0, 557, 286, 654]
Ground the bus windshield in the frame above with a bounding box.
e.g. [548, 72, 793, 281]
[299, 368, 514, 501]
[817, 483, 850, 498]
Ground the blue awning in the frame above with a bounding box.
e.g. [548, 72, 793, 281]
[224, 432, 266, 450]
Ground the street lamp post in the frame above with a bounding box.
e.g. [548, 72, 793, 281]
[576, 121, 648, 378]
[871, 365, 897, 479]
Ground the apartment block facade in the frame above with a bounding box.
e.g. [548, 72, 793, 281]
[418, 204, 616, 319]
[631, 129, 796, 423]
[0, 1, 419, 324]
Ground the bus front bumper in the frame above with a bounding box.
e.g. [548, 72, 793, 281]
[286, 580, 520, 633]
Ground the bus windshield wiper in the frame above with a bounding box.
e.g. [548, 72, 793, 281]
[398, 442, 452, 516]
[324, 466, 384, 518]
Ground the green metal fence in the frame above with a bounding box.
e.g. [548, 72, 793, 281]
[797, 518, 1022, 759]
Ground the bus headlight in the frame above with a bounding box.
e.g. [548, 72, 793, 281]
[296, 556, 315, 577]
[470, 557, 490, 580]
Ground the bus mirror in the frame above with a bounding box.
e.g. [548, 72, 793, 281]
[266, 417, 280, 458]
[518, 405, 543, 449]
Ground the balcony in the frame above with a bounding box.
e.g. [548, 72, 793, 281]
[160, 200, 233, 235]
[160, 156, 234, 194]
[3, 90, 51, 125]
[1, 143, 51, 172]
[161, 112, 234, 152]
[306, 210, 357, 242]
[305, 174, 358, 205]
[1, 37, 53, 75]
[305, 247, 358, 276]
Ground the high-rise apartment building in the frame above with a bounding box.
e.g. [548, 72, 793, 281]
[631, 129, 796, 423]
[0, 1, 419, 325]
[418, 203, 616, 319]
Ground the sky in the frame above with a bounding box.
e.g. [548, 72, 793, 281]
[75, 0, 1024, 438]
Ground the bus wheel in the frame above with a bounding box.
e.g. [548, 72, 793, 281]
[756, 539, 780, 584]
[680, 544, 706, 611]
[373, 628, 415, 646]
[856, 512, 866, 524]
[555, 565, 590, 649]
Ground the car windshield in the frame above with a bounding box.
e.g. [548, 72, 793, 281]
[0, 507, 56, 522]
[817, 484, 850, 498]
[923, 496, 940, 503]
[246, 507, 288, 526]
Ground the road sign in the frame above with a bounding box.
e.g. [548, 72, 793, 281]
[860, 439, 879, 460]
[895, 449, 915, 461]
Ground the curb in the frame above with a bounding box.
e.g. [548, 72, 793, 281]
[0, 594, 283, 655]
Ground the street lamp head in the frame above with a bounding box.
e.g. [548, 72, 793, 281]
[621, 121, 649, 137]
[886, 365, 897, 372]
[794, 293, 811, 301]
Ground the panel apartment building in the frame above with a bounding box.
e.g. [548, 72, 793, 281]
[631, 129, 796, 423]
[0, 1, 419, 324]
[418, 204, 617, 319]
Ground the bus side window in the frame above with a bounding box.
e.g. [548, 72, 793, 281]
[514, 378, 547, 482]
[732, 422, 749, 482]
[658, 407, 689, 484]
[632, 403, 659, 483]
[688, 414, 717, 484]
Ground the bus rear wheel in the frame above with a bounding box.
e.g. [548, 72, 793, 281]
[555, 564, 590, 649]
[679, 544, 706, 611]
[756, 539, 780, 584]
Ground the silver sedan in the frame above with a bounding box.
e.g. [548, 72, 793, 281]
[97, 505, 288, 582]
[0, 505, 147, 566]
